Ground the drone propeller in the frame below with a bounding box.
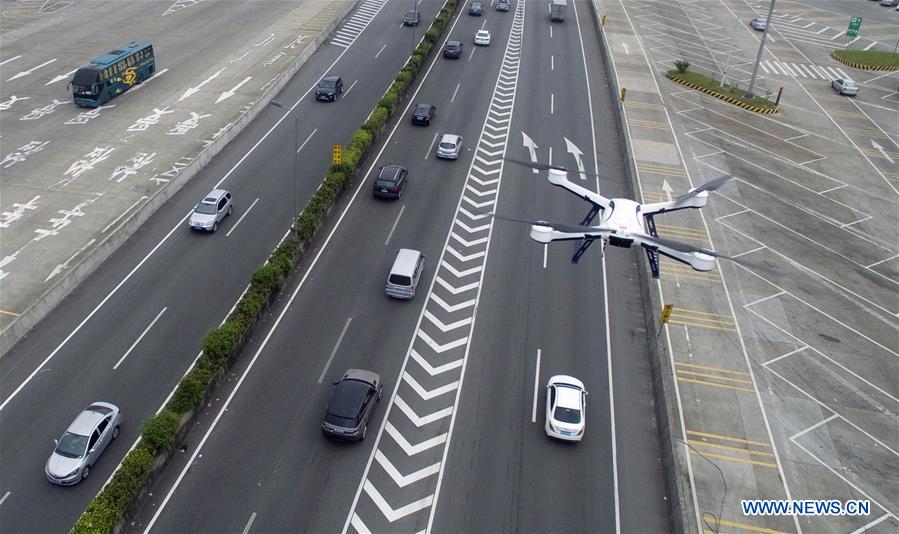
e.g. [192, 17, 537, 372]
[503, 157, 600, 178]
[674, 175, 733, 204]
[490, 213, 605, 235]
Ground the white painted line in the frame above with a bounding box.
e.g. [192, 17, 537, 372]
[743, 290, 785, 308]
[374, 43, 388, 58]
[759, 62, 770, 74]
[113, 307, 167, 370]
[817, 184, 846, 194]
[481, 19, 487, 30]
[102, 196, 148, 233]
[531, 349, 541, 423]
[830, 30, 845, 40]
[0, 55, 21, 67]
[863, 42, 877, 52]
[242, 512, 257, 534]
[835, 68, 849, 80]
[801, 22, 815, 29]
[425, 131, 439, 160]
[550, 25, 553, 38]
[225, 197, 259, 237]
[762, 345, 808, 367]
[781, 62, 799, 77]
[318, 317, 352, 383]
[848, 513, 893, 534]
[468, 46, 475, 62]
[451, 82, 461, 102]
[543, 243, 548, 269]
[866, 253, 899, 269]
[797, 64, 815, 78]
[789, 414, 838, 441]
[551, 54, 554, 71]
[297, 128, 318, 153]
[385, 205, 406, 246]
[815, 26, 830, 35]
[0, 491, 10, 507]
[550, 93, 554, 114]
[342, 79, 358, 98]
[848, 37, 860, 46]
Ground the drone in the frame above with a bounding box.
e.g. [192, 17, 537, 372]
[497, 158, 734, 278]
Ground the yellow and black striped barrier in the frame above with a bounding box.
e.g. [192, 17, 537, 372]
[831, 50, 899, 72]
[665, 73, 779, 114]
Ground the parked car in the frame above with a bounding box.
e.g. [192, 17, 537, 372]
[436, 133, 463, 159]
[315, 75, 343, 101]
[474, 29, 491, 46]
[322, 369, 382, 441]
[46, 402, 122, 485]
[469, 1, 483, 15]
[373, 164, 408, 199]
[443, 40, 463, 59]
[750, 17, 766, 31]
[188, 188, 233, 232]
[403, 9, 421, 26]
[544, 376, 587, 442]
[496, 0, 510, 11]
[831, 78, 858, 96]
[411, 103, 436, 126]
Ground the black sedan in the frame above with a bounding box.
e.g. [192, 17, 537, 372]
[322, 369, 383, 441]
[443, 40, 463, 59]
[469, 1, 483, 15]
[411, 103, 436, 126]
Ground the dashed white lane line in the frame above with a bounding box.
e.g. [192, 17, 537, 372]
[297, 128, 318, 153]
[374, 43, 388, 58]
[425, 131, 439, 160]
[113, 307, 167, 370]
[241, 512, 257, 534]
[0, 491, 10, 507]
[226, 197, 259, 237]
[318, 317, 353, 383]
[450, 82, 461, 102]
[385, 205, 406, 246]
[532, 349, 542, 423]
[343, 79, 359, 98]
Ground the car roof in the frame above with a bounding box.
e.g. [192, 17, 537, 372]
[447, 40, 461, 46]
[554, 384, 583, 410]
[67, 403, 116, 435]
[414, 103, 433, 110]
[321, 76, 340, 82]
[203, 189, 229, 203]
[441, 133, 461, 143]
[380, 164, 406, 178]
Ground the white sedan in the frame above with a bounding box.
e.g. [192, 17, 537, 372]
[545, 375, 587, 442]
[474, 29, 491, 46]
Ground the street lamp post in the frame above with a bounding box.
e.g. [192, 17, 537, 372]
[269, 100, 298, 228]
[745, 0, 777, 99]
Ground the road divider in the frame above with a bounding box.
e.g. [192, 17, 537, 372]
[70, 1, 460, 533]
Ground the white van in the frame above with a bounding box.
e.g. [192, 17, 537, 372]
[386, 249, 425, 300]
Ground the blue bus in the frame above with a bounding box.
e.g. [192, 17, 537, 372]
[70, 41, 155, 107]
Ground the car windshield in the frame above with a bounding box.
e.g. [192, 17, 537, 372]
[376, 178, 397, 188]
[194, 202, 217, 215]
[447, 43, 460, 49]
[319, 80, 336, 88]
[554, 406, 581, 424]
[414, 105, 430, 114]
[439, 142, 456, 149]
[55, 431, 88, 458]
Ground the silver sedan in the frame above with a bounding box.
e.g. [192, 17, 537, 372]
[46, 402, 122, 485]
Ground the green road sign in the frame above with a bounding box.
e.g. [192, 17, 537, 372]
[847, 16, 862, 39]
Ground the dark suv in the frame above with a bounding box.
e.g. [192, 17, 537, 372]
[373, 164, 408, 199]
[315, 76, 343, 101]
[469, 1, 483, 15]
[443, 40, 463, 59]
[411, 103, 436, 126]
[322, 369, 382, 442]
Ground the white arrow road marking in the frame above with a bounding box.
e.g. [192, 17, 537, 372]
[375, 450, 441, 488]
[216, 76, 253, 104]
[451, 231, 489, 247]
[564, 137, 587, 181]
[45, 68, 78, 85]
[424, 310, 472, 333]
[416, 330, 468, 353]
[434, 277, 479, 295]
[622, 42, 630, 55]
[45, 238, 96, 283]
[7, 58, 56, 81]
[458, 207, 489, 220]
[662, 179, 674, 202]
[465, 184, 495, 198]
[871, 140, 895, 164]
[446, 246, 486, 263]
[395, 395, 454, 426]
[351, 514, 371, 534]
[403, 371, 459, 400]
[179, 66, 226, 101]
[385, 422, 447, 455]
[364, 480, 433, 522]
[410, 349, 464, 376]
[438, 261, 482, 279]
[522, 131, 539, 173]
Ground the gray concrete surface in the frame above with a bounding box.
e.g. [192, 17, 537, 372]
[0, 0, 359, 354]
[595, 0, 898, 533]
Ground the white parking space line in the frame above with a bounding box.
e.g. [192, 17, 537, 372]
[0, 491, 10, 507]
[531, 349, 541, 423]
[863, 42, 877, 52]
[113, 307, 167, 370]
[815, 26, 830, 34]
[374, 43, 388, 58]
[241, 512, 257, 534]
[226, 197, 259, 237]
[297, 128, 318, 153]
[343, 79, 358, 98]
[425, 131, 439, 159]
[385, 205, 406, 246]
[451, 82, 461, 102]
[831, 30, 845, 40]
[318, 318, 352, 383]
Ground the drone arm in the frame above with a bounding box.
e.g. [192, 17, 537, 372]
[641, 191, 708, 217]
[547, 169, 611, 210]
[530, 225, 610, 244]
[636, 238, 717, 271]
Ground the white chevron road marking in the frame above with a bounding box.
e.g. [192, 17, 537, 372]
[478, 147, 504, 157]
[451, 231, 489, 247]
[454, 220, 490, 234]
[446, 246, 486, 263]
[364, 480, 433, 522]
[458, 207, 490, 220]
[482, 139, 505, 148]
[437, 261, 482, 279]
[462, 197, 495, 209]
[385, 422, 447, 455]
[403, 371, 459, 400]
[375, 450, 441, 488]
[474, 154, 498, 166]
[417, 330, 468, 353]
[465, 184, 495, 198]
[424, 310, 472, 333]
[471, 164, 502, 176]
[434, 276, 479, 295]
[351, 513, 370, 533]
[468, 175, 499, 187]
[410, 349, 464, 376]
[395, 394, 454, 426]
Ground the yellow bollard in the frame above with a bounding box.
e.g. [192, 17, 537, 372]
[601, 15, 607, 27]
[620, 87, 626, 102]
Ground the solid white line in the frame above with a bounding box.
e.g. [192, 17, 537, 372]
[743, 290, 785, 308]
[863, 42, 877, 52]
[318, 318, 352, 383]
[451, 82, 461, 102]
[848, 513, 893, 534]
[343, 79, 358, 98]
[866, 253, 899, 269]
[102, 196, 148, 233]
[790, 413, 839, 441]
[297, 128, 318, 153]
[113, 307, 167, 370]
[0, 491, 10, 507]
[815, 26, 830, 35]
[762, 345, 808, 367]
[241, 512, 257, 534]
[730, 245, 766, 259]
[374, 43, 388, 58]
[550, 93, 554, 114]
[384, 205, 406, 245]
[543, 243, 547, 269]
[531, 349, 541, 423]
[425, 131, 439, 159]
[226, 197, 259, 237]
[831, 30, 845, 40]
[0, 55, 21, 67]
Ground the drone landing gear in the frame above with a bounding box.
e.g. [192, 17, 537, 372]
[644, 214, 661, 279]
[571, 205, 602, 264]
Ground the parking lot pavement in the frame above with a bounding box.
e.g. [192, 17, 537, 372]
[594, 0, 898, 532]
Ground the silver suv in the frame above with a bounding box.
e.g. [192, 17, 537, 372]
[46, 402, 122, 485]
[189, 188, 233, 232]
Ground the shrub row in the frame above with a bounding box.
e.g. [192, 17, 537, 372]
[71, 1, 458, 532]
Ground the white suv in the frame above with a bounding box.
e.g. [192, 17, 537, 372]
[189, 189, 233, 232]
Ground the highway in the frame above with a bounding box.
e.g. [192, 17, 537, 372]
[132, 1, 667, 533]
[0, 0, 450, 531]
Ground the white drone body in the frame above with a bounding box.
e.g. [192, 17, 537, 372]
[523, 168, 725, 276]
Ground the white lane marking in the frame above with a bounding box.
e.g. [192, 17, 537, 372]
[542, 243, 548, 269]
[102, 196, 148, 234]
[385, 205, 406, 245]
[113, 307, 167, 370]
[297, 128, 318, 153]
[815, 26, 830, 35]
[831, 30, 845, 40]
[374, 43, 388, 58]
[242, 512, 257, 534]
[848, 513, 893, 534]
[451, 82, 461, 102]
[425, 131, 439, 159]
[468, 47, 476, 62]
[550, 25, 553, 39]
[790, 413, 840, 441]
[863, 42, 877, 52]
[866, 253, 899, 269]
[6, 58, 56, 81]
[532, 349, 541, 423]
[550, 92, 554, 114]
[226, 197, 259, 237]
[343, 79, 358, 98]
[551, 54, 554, 71]
[318, 318, 352, 383]
[0, 55, 21, 66]
[0, 491, 10, 506]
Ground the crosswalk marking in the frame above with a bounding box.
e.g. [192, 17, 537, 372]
[759, 60, 847, 80]
[330, 0, 388, 48]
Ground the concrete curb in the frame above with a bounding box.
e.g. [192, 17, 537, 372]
[0, 0, 362, 356]
[588, 3, 697, 533]
[665, 73, 779, 114]
[830, 50, 899, 71]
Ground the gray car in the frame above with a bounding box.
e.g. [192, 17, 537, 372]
[436, 133, 463, 159]
[46, 402, 122, 485]
[322, 369, 383, 441]
[188, 188, 233, 232]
